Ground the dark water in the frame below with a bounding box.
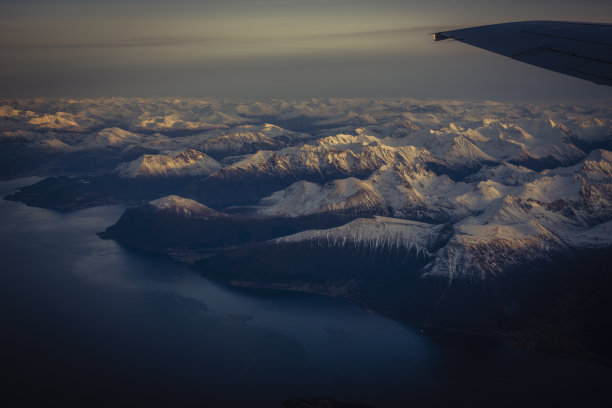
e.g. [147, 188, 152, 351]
[1, 178, 611, 408]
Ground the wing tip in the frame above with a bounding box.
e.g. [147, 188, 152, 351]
[433, 32, 451, 41]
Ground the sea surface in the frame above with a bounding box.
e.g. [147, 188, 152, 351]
[1, 177, 611, 407]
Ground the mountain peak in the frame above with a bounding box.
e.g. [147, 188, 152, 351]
[116, 149, 221, 178]
[149, 195, 228, 219]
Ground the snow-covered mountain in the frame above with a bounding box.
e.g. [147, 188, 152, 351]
[275, 216, 451, 256]
[78, 127, 148, 150]
[102, 144, 612, 282]
[115, 149, 221, 178]
[215, 142, 428, 182]
[256, 178, 386, 217]
[148, 195, 229, 219]
[194, 123, 309, 158]
[5, 96, 612, 296]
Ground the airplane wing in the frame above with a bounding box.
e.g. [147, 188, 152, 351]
[433, 21, 612, 86]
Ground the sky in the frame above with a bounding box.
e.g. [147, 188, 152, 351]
[1, 0, 611, 101]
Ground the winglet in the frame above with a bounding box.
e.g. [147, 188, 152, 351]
[433, 32, 450, 41]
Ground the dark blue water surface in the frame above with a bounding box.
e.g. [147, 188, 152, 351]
[1, 178, 611, 407]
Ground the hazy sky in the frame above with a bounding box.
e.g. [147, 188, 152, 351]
[1, 0, 611, 101]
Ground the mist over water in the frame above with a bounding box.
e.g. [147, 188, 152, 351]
[1, 178, 611, 407]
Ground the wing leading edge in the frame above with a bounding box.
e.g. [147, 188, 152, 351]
[434, 21, 612, 86]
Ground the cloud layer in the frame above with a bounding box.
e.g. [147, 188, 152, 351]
[1, 0, 611, 100]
